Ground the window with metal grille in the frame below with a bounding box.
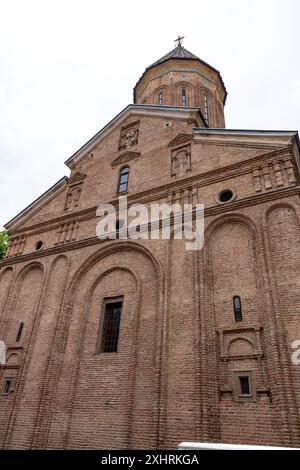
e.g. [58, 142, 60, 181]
[118, 166, 129, 193]
[233, 371, 255, 401]
[158, 92, 163, 105]
[181, 89, 187, 107]
[239, 376, 251, 396]
[16, 322, 24, 342]
[233, 296, 243, 322]
[100, 300, 123, 353]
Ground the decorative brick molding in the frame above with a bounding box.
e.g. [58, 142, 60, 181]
[167, 133, 194, 149]
[6, 235, 27, 258]
[252, 157, 297, 193]
[118, 121, 140, 151]
[171, 144, 191, 178]
[55, 221, 79, 245]
[111, 151, 140, 168]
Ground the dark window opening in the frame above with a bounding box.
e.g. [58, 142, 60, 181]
[158, 92, 163, 105]
[115, 219, 126, 239]
[35, 240, 43, 251]
[16, 322, 24, 342]
[100, 301, 123, 353]
[116, 219, 125, 232]
[219, 189, 234, 204]
[118, 166, 129, 194]
[233, 296, 243, 322]
[3, 379, 12, 394]
[239, 376, 251, 396]
[181, 89, 187, 107]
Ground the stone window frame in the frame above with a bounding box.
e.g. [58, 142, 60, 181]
[96, 296, 124, 355]
[233, 370, 256, 403]
[216, 188, 236, 205]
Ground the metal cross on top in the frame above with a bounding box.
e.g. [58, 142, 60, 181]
[174, 35, 185, 47]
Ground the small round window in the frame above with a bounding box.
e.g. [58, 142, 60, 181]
[35, 240, 43, 251]
[218, 189, 235, 204]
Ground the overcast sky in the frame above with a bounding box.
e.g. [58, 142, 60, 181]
[1, 0, 300, 229]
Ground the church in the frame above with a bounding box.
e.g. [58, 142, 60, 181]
[0, 39, 300, 449]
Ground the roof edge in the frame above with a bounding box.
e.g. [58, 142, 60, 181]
[4, 176, 68, 231]
[65, 104, 206, 168]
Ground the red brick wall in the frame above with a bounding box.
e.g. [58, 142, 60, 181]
[0, 110, 300, 449]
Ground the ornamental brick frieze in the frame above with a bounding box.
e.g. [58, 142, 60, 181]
[252, 157, 297, 193]
[55, 221, 79, 245]
[5, 235, 27, 258]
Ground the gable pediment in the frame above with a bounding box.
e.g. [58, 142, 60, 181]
[111, 151, 141, 167]
[65, 105, 202, 169]
[168, 133, 194, 149]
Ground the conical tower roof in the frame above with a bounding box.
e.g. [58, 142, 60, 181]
[148, 44, 200, 69]
[134, 42, 227, 104]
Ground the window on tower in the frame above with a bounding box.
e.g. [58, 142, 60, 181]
[158, 92, 163, 105]
[181, 89, 187, 107]
[233, 296, 243, 322]
[204, 95, 209, 125]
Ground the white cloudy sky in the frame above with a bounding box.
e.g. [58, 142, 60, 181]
[1, 0, 300, 229]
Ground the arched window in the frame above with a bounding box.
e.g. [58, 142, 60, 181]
[204, 94, 209, 125]
[118, 166, 129, 193]
[233, 296, 243, 322]
[158, 92, 163, 105]
[181, 88, 187, 107]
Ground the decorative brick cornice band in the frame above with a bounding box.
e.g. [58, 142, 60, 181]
[8, 147, 295, 237]
[1, 185, 299, 268]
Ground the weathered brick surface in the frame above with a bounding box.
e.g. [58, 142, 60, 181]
[0, 51, 300, 450]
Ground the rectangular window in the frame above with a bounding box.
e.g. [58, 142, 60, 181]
[2, 379, 12, 395]
[233, 371, 256, 401]
[98, 299, 123, 353]
[239, 376, 251, 396]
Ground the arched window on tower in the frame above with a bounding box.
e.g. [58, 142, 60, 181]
[158, 92, 163, 105]
[233, 296, 243, 322]
[117, 166, 130, 194]
[181, 88, 187, 107]
[204, 94, 209, 125]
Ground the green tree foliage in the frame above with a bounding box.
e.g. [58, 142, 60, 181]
[0, 230, 9, 260]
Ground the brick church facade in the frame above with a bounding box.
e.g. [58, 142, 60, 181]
[0, 41, 300, 449]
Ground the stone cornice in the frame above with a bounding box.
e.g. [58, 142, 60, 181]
[1, 185, 299, 268]
[7, 146, 296, 237]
